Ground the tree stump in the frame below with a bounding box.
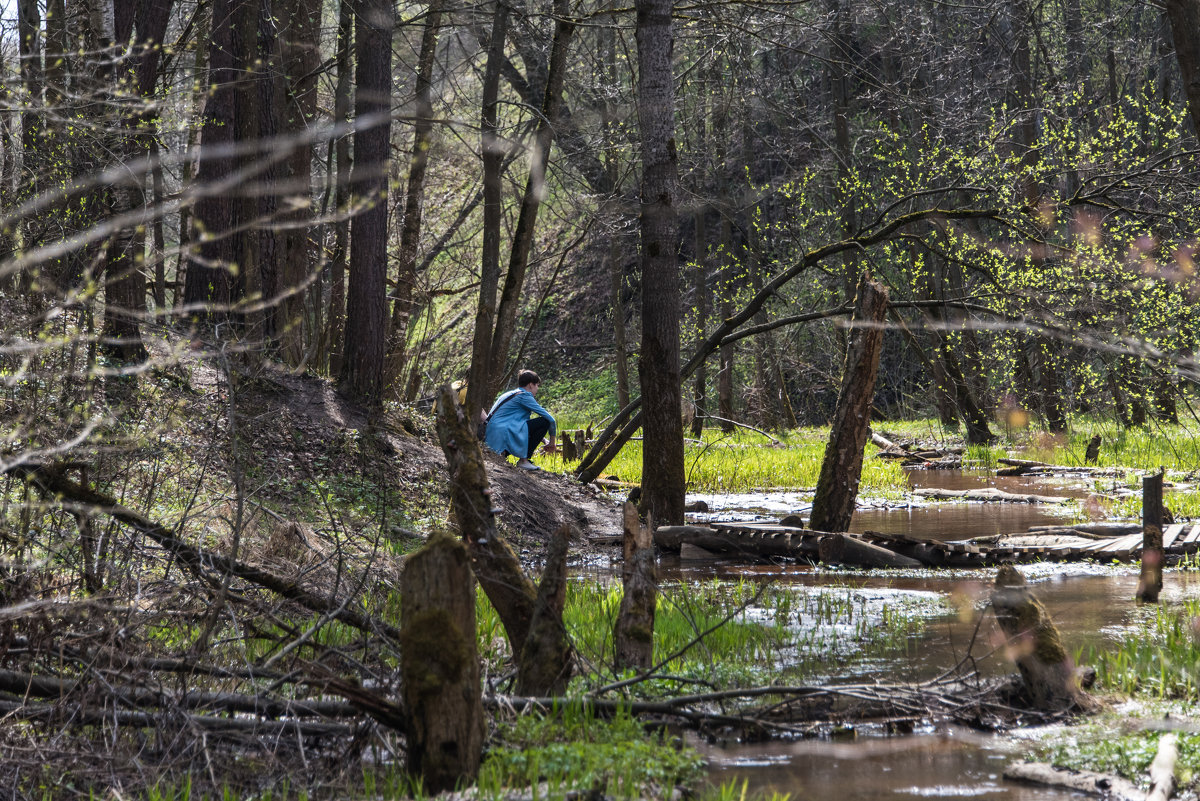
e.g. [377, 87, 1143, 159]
[400, 530, 485, 793]
[615, 503, 656, 670]
[1084, 434, 1101, 464]
[990, 565, 1096, 713]
[516, 523, 575, 696]
[1137, 471, 1164, 603]
[810, 275, 888, 533]
[562, 431, 576, 462]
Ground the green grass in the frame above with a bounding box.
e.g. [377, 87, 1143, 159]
[1084, 597, 1200, 701]
[478, 705, 704, 800]
[1038, 726, 1199, 791]
[539, 427, 909, 496]
[472, 579, 946, 689]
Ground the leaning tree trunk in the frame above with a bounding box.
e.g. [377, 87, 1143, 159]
[809, 275, 888, 533]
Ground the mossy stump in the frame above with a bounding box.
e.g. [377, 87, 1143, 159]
[990, 565, 1096, 713]
[400, 530, 485, 793]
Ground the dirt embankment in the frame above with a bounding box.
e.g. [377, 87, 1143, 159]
[224, 360, 623, 563]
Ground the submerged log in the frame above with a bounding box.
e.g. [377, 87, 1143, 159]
[989, 565, 1097, 713]
[914, 487, 1071, 504]
[654, 525, 819, 559]
[615, 503, 656, 670]
[1003, 763, 1142, 800]
[400, 530, 485, 792]
[818, 534, 922, 569]
[810, 276, 888, 533]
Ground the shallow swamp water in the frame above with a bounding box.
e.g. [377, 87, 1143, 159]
[653, 469, 1200, 800]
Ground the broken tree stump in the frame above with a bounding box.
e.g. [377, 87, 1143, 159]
[810, 275, 888, 533]
[615, 503, 656, 670]
[1137, 471, 1164, 603]
[990, 565, 1097, 713]
[562, 431, 576, 462]
[1085, 434, 1101, 464]
[516, 523, 575, 696]
[1147, 733, 1178, 801]
[400, 530, 485, 793]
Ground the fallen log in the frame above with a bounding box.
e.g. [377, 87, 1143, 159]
[818, 534, 922, 569]
[654, 525, 819, 559]
[914, 487, 1071, 504]
[1147, 733, 1178, 801]
[1002, 763, 1142, 800]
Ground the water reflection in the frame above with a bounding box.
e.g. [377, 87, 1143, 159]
[698, 729, 1076, 800]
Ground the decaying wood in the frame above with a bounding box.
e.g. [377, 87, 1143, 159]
[818, 534, 922, 569]
[1085, 434, 1101, 464]
[990, 566, 1097, 713]
[653, 524, 819, 560]
[436, 383, 539, 651]
[615, 503, 656, 670]
[1003, 762, 1143, 800]
[1138, 471, 1165, 603]
[914, 487, 1071, 504]
[517, 523, 575, 696]
[810, 276, 888, 533]
[1147, 733, 1178, 801]
[400, 530, 485, 793]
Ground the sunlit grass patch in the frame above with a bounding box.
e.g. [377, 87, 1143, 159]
[1084, 597, 1200, 702]
[556, 428, 908, 496]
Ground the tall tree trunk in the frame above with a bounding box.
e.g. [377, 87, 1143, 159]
[1165, 0, 1200, 136]
[386, 0, 446, 391]
[327, 0, 353, 376]
[339, 0, 394, 404]
[465, 0, 510, 424]
[635, 0, 685, 527]
[485, 2, 576, 396]
[17, 0, 42, 288]
[691, 203, 708, 437]
[602, 11, 630, 412]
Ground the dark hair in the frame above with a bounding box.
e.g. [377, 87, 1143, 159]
[517, 370, 541, 387]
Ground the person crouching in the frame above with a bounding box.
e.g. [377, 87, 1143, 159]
[483, 370, 558, 471]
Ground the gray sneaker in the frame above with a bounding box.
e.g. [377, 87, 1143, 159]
[517, 459, 542, 471]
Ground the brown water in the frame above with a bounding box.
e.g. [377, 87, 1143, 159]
[671, 468, 1199, 800]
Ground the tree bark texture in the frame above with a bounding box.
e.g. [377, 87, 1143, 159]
[614, 502, 656, 670]
[1166, 0, 1200, 137]
[809, 275, 888, 533]
[990, 565, 1096, 713]
[465, 0, 509, 423]
[1137, 471, 1164, 603]
[327, 0, 353, 376]
[339, 0, 394, 404]
[400, 530, 485, 793]
[635, 0, 686, 527]
[516, 523, 575, 696]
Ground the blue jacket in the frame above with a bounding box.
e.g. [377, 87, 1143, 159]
[484, 388, 556, 457]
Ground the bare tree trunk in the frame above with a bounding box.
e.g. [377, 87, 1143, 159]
[635, 0, 685, 527]
[691, 202, 708, 437]
[387, 0, 445, 390]
[1165, 0, 1200, 135]
[1137, 472, 1164, 603]
[809, 276, 888, 533]
[486, 2, 576, 396]
[400, 530, 485, 794]
[328, 0, 353, 376]
[339, 0, 394, 405]
[465, 0, 509, 424]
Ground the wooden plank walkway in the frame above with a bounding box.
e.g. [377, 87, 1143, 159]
[679, 521, 1200, 567]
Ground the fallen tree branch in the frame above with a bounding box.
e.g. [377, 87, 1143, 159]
[1002, 763, 1142, 800]
[5, 462, 403, 642]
